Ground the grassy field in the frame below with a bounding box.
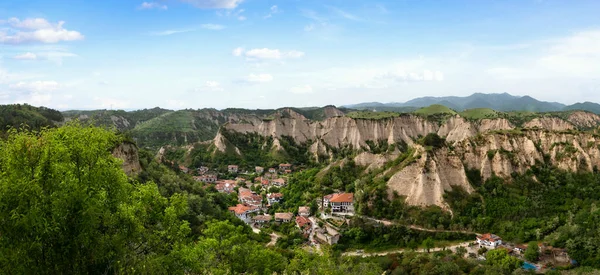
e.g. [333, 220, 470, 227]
[346, 111, 402, 120]
[460, 108, 499, 120]
[413, 104, 457, 116]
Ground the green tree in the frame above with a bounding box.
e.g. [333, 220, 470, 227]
[423, 237, 435, 253]
[524, 241, 540, 262]
[455, 246, 468, 258]
[0, 124, 191, 274]
[485, 249, 523, 274]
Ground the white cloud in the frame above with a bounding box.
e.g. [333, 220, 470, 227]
[12, 51, 77, 64]
[264, 5, 280, 19]
[200, 24, 225, 30]
[138, 2, 168, 10]
[6, 18, 53, 30]
[13, 52, 37, 60]
[290, 85, 313, 94]
[244, 74, 273, 83]
[537, 30, 600, 77]
[238, 16, 246, 21]
[9, 81, 61, 92]
[0, 18, 84, 44]
[245, 48, 282, 60]
[192, 81, 224, 92]
[179, 0, 243, 9]
[304, 24, 315, 32]
[150, 29, 194, 36]
[234, 48, 305, 61]
[232, 47, 244, 56]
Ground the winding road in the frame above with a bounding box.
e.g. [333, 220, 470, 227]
[343, 241, 473, 257]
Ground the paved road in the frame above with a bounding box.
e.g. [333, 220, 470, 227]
[360, 215, 479, 235]
[343, 242, 473, 257]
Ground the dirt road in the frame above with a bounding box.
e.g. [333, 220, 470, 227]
[343, 242, 473, 257]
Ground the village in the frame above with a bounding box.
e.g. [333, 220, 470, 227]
[179, 163, 574, 272]
[180, 163, 355, 248]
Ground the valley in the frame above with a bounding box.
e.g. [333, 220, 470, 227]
[3, 94, 600, 273]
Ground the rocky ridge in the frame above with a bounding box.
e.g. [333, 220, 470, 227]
[220, 110, 600, 209]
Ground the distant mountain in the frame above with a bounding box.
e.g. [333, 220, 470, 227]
[564, 102, 600, 114]
[344, 93, 568, 112]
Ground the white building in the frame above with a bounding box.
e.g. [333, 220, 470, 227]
[476, 233, 503, 248]
[327, 193, 354, 213]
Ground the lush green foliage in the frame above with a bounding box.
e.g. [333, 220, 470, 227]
[485, 249, 523, 274]
[524, 241, 539, 262]
[345, 111, 402, 120]
[460, 108, 500, 120]
[337, 217, 474, 251]
[413, 104, 458, 116]
[0, 124, 191, 273]
[445, 165, 600, 267]
[0, 104, 63, 131]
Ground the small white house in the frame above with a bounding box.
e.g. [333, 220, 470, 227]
[476, 233, 503, 248]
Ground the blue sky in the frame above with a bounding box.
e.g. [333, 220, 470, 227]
[0, 0, 599, 110]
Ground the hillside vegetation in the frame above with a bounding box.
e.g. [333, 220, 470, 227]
[0, 104, 63, 131]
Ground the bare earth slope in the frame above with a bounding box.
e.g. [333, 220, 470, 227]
[222, 110, 600, 209]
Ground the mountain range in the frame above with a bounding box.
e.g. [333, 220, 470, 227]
[344, 93, 600, 113]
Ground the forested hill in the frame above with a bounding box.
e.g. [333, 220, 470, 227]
[61, 106, 349, 149]
[0, 104, 63, 131]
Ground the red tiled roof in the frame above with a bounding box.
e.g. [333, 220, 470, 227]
[329, 193, 354, 203]
[477, 233, 502, 242]
[279, 163, 292, 167]
[267, 193, 283, 199]
[296, 216, 311, 228]
[272, 178, 286, 185]
[228, 204, 258, 215]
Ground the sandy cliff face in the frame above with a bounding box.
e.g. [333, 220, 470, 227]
[222, 111, 600, 210]
[225, 114, 525, 150]
[523, 117, 574, 130]
[567, 111, 600, 129]
[112, 142, 142, 176]
[386, 147, 473, 210]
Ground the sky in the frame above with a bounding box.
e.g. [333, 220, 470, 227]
[0, 0, 599, 110]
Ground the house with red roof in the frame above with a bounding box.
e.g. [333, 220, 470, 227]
[228, 204, 259, 222]
[239, 187, 262, 207]
[279, 163, 292, 172]
[255, 166, 264, 174]
[228, 165, 239, 173]
[296, 216, 312, 235]
[476, 233, 503, 248]
[328, 193, 354, 213]
[271, 178, 286, 187]
[267, 193, 283, 205]
[215, 180, 235, 194]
